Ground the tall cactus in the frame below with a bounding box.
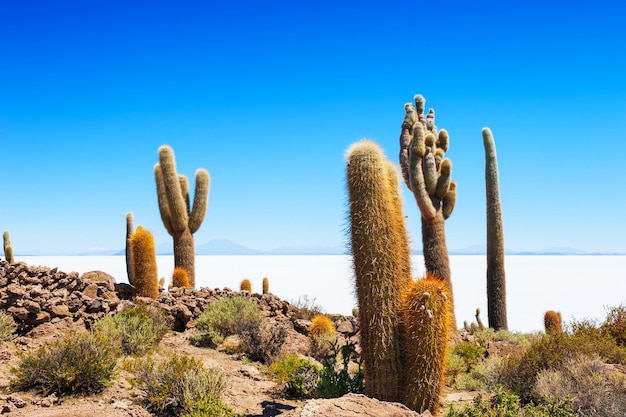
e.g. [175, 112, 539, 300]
[483, 128, 508, 331]
[402, 274, 451, 414]
[125, 212, 135, 286]
[399, 94, 457, 324]
[3, 231, 14, 264]
[346, 140, 412, 402]
[154, 145, 210, 289]
[130, 226, 159, 299]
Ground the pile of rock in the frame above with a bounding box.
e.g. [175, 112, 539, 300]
[0, 260, 358, 338]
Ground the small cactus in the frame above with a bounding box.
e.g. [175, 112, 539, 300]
[310, 314, 336, 336]
[125, 212, 135, 286]
[240, 279, 252, 293]
[475, 307, 485, 330]
[172, 267, 190, 289]
[129, 226, 159, 299]
[262, 277, 269, 294]
[3, 231, 14, 264]
[544, 310, 563, 333]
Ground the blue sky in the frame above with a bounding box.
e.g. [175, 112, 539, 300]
[1, 0, 625, 255]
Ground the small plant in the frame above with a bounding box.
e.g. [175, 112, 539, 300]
[194, 297, 262, 347]
[239, 279, 252, 292]
[316, 338, 364, 398]
[133, 353, 229, 417]
[603, 304, 626, 346]
[10, 331, 119, 395]
[290, 295, 325, 320]
[91, 303, 171, 356]
[262, 277, 269, 294]
[181, 395, 242, 417]
[0, 311, 17, 343]
[544, 310, 562, 333]
[267, 353, 321, 399]
[309, 314, 335, 337]
[172, 267, 191, 289]
[238, 320, 288, 364]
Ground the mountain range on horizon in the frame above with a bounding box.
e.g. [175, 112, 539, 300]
[13, 239, 626, 257]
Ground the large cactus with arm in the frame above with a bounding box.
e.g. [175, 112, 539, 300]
[154, 145, 210, 288]
[399, 94, 457, 323]
[483, 127, 508, 330]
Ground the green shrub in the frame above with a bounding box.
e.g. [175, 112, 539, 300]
[603, 304, 626, 347]
[181, 395, 242, 417]
[316, 339, 364, 398]
[267, 353, 321, 399]
[194, 297, 262, 346]
[133, 353, 229, 417]
[10, 331, 119, 395]
[0, 311, 17, 342]
[92, 303, 171, 356]
[237, 320, 288, 364]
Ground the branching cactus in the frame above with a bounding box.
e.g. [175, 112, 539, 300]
[399, 94, 457, 323]
[346, 140, 412, 402]
[130, 226, 159, 299]
[401, 274, 451, 414]
[125, 212, 135, 286]
[3, 231, 14, 264]
[154, 145, 210, 289]
[483, 127, 508, 331]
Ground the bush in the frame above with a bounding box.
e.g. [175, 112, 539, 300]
[0, 310, 17, 342]
[290, 295, 325, 320]
[237, 320, 288, 364]
[181, 395, 242, 417]
[10, 331, 119, 395]
[534, 353, 626, 416]
[133, 353, 229, 417]
[194, 297, 262, 347]
[92, 303, 171, 356]
[603, 304, 626, 347]
[267, 353, 321, 399]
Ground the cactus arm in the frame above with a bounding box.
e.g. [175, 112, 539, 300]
[158, 145, 189, 232]
[442, 181, 457, 220]
[423, 153, 438, 196]
[435, 159, 452, 199]
[154, 164, 175, 235]
[179, 174, 190, 213]
[483, 127, 508, 331]
[188, 168, 210, 234]
[408, 123, 437, 220]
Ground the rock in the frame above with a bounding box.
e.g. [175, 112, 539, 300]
[82, 282, 99, 299]
[300, 394, 430, 417]
[50, 304, 70, 317]
[7, 307, 29, 321]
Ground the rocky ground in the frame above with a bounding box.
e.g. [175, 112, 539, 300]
[0, 260, 476, 417]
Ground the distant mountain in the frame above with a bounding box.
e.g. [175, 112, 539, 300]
[196, 239, 258, 255]
[267, 245, 345, 255]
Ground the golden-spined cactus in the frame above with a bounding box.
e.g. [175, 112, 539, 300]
[544, 310, 563, 334]
[346, 140, 412, 403]
[399, 94, 456, 324]
[172, 267, 190, 289]
[154, 145, 210, 289]
[483, 127, 508, 331]
[3, 231, 14, 264]
[401, 274, 451, 414]
[240, 279, 252, 293]
[130, 226, 159, 299]
[262, 277, 269, 294]
[309, 314, 336, 336]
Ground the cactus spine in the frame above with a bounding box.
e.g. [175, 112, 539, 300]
[125, 212, 135, 286]
[240, 279, 252, 292]
[402, 275, 451, 414]
[262, 277, 269, 294]
[3, 231, 14, 264]
[172, 267, 190, 289]
[346, 140, 411, 402]
[154, 145, 210, 289]
[483, 127, 508, 331]
[399, 94, 456, 325]
[544, 310, 563, 333]
[130, 226, 159, 299]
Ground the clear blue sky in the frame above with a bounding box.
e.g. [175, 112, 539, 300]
[1, 1, 625, 255]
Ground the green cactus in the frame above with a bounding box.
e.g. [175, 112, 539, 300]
[399, 94, 456, 326]
[483, 127, 508, 331]
[130, 226, 159, 299]
[262, 277, 269, 294]
[125, 212, 135, 286]
[346, 140, 412, 402]
[401, 275, 451, 414]
[154, 145, 210, 289]
[3, 231, 14, 264]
